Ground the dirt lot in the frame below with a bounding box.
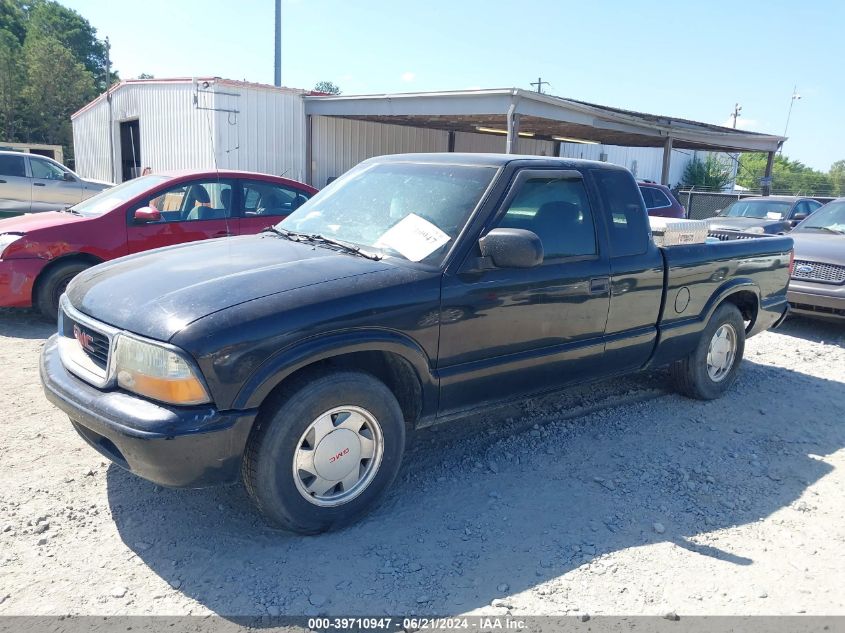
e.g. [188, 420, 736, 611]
[0, 310, 844, 618]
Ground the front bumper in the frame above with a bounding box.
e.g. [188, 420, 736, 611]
[787, 280, 845, 320]
[0, 258, 45, 308]
[40, 334, 257, 488]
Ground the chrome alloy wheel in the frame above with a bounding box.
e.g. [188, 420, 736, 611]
[292, 406, 384, 507]
[706, 323, 737, 382]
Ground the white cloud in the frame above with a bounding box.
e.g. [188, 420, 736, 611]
[721, 116, 759, 130]
[400, 71, 416, 82]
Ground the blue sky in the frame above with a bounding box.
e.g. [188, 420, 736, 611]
[64, 0, 842, 171]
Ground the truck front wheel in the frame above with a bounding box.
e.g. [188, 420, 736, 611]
[242, 370, 406, 534]
[670, 303, 745, 400]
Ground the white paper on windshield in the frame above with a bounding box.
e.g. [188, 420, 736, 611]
[376, 213, 451, 262]
[766, 212, 782, 220]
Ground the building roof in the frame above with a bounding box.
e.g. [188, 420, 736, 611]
[71, 77, 310, 120]
[304, 88, 785, 154]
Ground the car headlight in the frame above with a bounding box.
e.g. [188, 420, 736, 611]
[746, 226, 765, 234]
[113, 334, 210, 405]
[0, 233, 23, 258]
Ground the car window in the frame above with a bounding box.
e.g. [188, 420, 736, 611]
[143, 180, 234, 223]
[241, 180, 311, 217]
[645, 187, 671, 208]
[494, 176, 596, 259]
[0, 154, 26, 178]
[30, 157, 67, 180]
[593, 169, 649, 257]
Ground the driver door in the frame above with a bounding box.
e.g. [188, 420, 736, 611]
[126, 178, 238, 254]
[28, 156, 83, 211]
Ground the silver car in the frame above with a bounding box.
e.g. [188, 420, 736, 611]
[0, 151, 113, 216]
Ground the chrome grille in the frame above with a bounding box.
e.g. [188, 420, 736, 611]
[61, 317, 110, 369]
[57, 295, 119, 388]
[791, 260, 845, 284]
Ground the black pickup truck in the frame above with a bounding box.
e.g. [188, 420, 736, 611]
[40, 154, 792, 533]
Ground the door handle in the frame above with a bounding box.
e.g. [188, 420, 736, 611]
[589, 277, 610, 294]
[214, 230, 233, 237]
[33, 182, 46, 187]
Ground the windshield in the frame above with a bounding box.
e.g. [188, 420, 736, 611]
[796, 201, 845, 234]
[277, 162, 497, 264]
[72, 175, 170, 217]
[722, 199, 792, 220]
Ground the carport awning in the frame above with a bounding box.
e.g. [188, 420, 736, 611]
[304, 88, 785, 154]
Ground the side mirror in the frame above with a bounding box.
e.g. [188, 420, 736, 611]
[479, 228, 543, 269]
[133, 206, 161, 223]
[63, 172, 76, 182]
[713, 208, 723, 216]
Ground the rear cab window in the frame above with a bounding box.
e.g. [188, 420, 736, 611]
[592, 169, 650, 257]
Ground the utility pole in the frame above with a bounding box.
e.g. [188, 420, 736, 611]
[274, 0, 282, 87]
[105, 37, 115, 182]
[530, 77, 550, 94]
[730, 103, 742, 128]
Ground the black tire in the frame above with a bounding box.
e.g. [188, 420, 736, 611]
[35, 261, 91, 321]
[242, 370, 406, 534]
[670, 303, 746, 400]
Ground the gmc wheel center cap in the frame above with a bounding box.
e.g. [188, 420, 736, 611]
[313, 429, 360, 481]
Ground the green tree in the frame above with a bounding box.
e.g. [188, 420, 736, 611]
[20, 34, 95, 152]
[313, 80, 341, 95]
[682, 155, 734, 190]
[738, 153, 834, 196]
[24, 0, 114, 90]
[829, 160, 845, 197]
[0, 28, 22, 139]
[0, 0, 25, 43]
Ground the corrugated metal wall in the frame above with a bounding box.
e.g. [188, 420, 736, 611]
[72, 81, 305, 183]
[311, 116, 448, 188]
[454, 131, 555, 156]
[557, 142, 717, 186]
[213, 85, 306, 182]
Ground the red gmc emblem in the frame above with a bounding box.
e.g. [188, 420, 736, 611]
[73, 324, 94, 352]
[329, 447, 350, 464]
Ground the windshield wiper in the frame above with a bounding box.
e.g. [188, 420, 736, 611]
[59, 205, 80, 215]
[301, 233, 383, 261]
[262, 227, 382, 260]
[802, 226, 844, 235]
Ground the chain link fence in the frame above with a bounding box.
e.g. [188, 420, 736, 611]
[676, 190, 836, 220]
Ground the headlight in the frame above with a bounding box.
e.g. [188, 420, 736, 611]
[113, 334, 210, 405]
[746, 226, 765, 234]
[0, 233, 23, 258]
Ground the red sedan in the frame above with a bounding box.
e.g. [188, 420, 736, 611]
[0, 170, 317, 318]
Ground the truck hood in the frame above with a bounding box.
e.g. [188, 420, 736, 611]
[790, 231, 845, 265]
[66, 234, 395, 341]
[0, 210, 85, 233]
[706, 216, 789, 234]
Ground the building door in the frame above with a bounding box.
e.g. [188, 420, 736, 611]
[119, 120, 141, 182]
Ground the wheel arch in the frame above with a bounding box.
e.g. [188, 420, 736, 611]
[234, 330, 438, 429]
[706, 280, 760, 334]
[31, 252, 104, 305]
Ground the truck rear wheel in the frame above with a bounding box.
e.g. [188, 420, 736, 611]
[670, 303, 745, 400]
[242, 370, 406, 534]
[36, 261, 91, 321]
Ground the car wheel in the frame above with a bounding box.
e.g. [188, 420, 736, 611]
[670, 303, 745, 400]
[242, 370, 406, 534]
[36, 261, 91, 321]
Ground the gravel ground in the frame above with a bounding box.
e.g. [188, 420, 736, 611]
[0, 310, 844, 617]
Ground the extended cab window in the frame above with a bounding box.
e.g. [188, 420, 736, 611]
[144, 180, 234, 223]
[242, 180, 310, 217]
[0, 154, 26, 177]
[495, 176, 596, 258]
[593, 169, 649, 257]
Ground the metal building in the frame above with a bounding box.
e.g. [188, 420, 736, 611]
[72, 82, 784, 193]
[71, 78, 307, 184]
